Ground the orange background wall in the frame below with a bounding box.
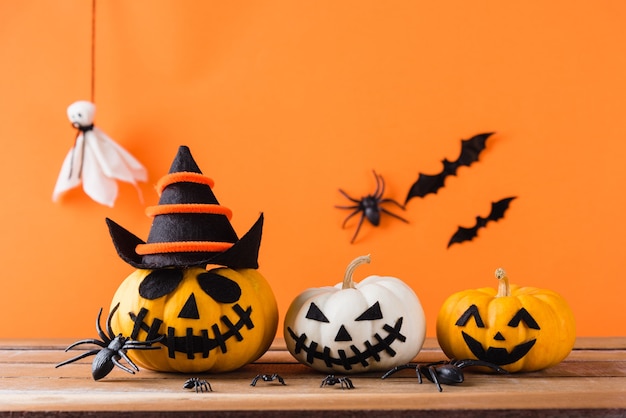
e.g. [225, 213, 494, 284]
[1, 1, 624, 339]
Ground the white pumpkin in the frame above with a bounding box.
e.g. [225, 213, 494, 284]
[284, 255, 426, 373]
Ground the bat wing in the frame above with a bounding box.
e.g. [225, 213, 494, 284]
[405, 172, 447, 200]
[456, 132, 493, 167]
[487, 196, 516, 222]
[447, 196, 516, 248]
[405, 132, 494, 204]
[447, 225, 479, 247]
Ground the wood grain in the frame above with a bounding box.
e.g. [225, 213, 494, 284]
[0, 338, 624, 417]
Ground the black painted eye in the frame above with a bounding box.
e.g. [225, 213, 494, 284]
[139, 269, 184, 300]
[197, 271, 241, 304]
[508, 308, 540, 330]
[355, 301, 383, 321]
[455, 304, 486, 328]
[305, 302, 329, 322]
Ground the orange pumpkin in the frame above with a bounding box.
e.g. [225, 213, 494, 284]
[110, 266, 278, 373]
[436, 268, 575, 372]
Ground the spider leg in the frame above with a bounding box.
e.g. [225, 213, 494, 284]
[203, 381, 213, 392]
[106, 303, 120, 341]
[372, 171, 383, 200]
[338, 188, 361, 204]
[427, 366, 443, 392]
[340, 208, 362, 228]
[454, 359, 509, 374]
[335, 204, 359, 210]
[380, 207, 409, 224]
[134, 334, 165, 346]
[381, 363, 417, 379]
[380, 198, 406, 210]
[350, 212, 367, 243]
[111, 356, 136, 375]
[415, 366, 424, 384]
[95, 308, 110, 344]
[64, 339, 106, 351]
[118, 350, 140, 372]
[123, 340, 162, 350]
[55, 349, 100, 368]
[250, 375, 260, 386]
[276, 375, 286, 385]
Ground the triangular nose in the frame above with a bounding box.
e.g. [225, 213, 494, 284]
[494, 331, 506, 341]
[178, 293, 200, 319]
[334, 325, 352, 342]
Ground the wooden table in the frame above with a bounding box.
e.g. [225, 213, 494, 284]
[1, 337, 624, 417]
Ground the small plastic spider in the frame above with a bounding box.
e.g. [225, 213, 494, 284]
[55, 303, 162, 380]
[382, 359, 508, 392]
[183, 377, 213, 393]
[336, 170, 408, 243]
[250, 373, 286, 386]
[320, 374, 355, 390]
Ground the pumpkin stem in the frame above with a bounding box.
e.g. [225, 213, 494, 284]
[495, 267, 510, 297]
[343, 254, 371, 289]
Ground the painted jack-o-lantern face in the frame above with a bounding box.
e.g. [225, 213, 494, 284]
[110, 267, 278, 373]
[454, 304, 540, 366]
[436, 268, 576, 373]
[284, 255, 426, 374]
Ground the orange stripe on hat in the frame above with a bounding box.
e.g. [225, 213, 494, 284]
[156, 172, 215, 196]
[145, 204, 233, 219]
[135, 241, 234, 255]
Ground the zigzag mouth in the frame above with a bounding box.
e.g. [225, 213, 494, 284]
[128, 303, 253, 359]
[461, 331, 536, 365]
[286, 317, 406, 370]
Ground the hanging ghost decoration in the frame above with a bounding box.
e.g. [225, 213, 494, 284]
[52, 100, 147, 207]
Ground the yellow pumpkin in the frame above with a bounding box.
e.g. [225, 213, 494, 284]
[436, 268, 575, 373]
[110, 266, 278, 373]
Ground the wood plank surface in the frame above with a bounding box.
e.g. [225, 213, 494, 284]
[0, 338, 625, 417]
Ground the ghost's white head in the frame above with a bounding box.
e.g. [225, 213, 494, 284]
[67, 101, 96, 128]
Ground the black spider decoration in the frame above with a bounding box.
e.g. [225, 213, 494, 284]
[382, 359, 508, 392]
[250, 373, 286, 386]
[55, 303, 162, 380]
[320, 374, 355, 390]
[336, 170, 408, 243]
[183, 377, 213, 393]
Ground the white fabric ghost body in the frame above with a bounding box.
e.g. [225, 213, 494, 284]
[52, 101, 147, 207]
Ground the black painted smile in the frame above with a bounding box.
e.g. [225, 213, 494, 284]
[287, 317, 406, 370]
[462, 331, 536, 365]
[128, 303, 253, 359]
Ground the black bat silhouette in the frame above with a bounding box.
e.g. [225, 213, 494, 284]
[448, 197, 516, 247]
[405, 132, 494, 205]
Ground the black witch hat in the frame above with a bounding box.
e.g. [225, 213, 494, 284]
[106, 146, 263, 269]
